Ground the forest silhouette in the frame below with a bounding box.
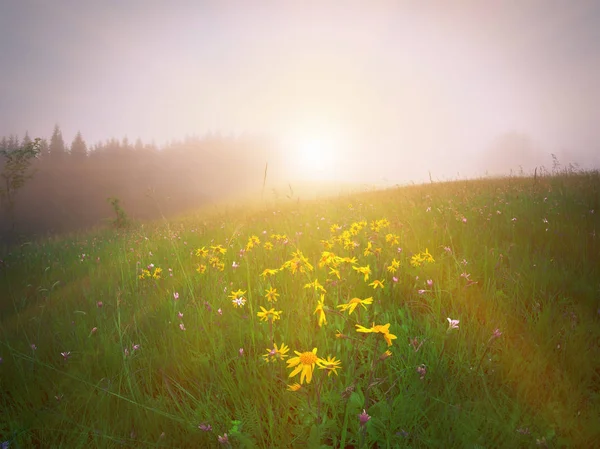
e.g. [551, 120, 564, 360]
[0, 126, 288, 240]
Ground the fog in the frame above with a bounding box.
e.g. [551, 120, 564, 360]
[1, 1, 599, 236]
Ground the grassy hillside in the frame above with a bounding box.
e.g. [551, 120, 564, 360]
[1, 171, 599, 448]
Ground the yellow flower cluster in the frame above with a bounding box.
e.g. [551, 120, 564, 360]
[410, 248, 435, 267]
[245, 235, 261, 252]
[138, 267, 162, 280]
[370, 218, 390, 232]
[281, 250, 314, 275]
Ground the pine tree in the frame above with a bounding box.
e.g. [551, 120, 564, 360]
[22, 132, 32, 147]
[7, 135, 19, 151]
[70, 131, 88, 160]
[49, 124, 66, 162]
[39, 138, 50, 160]
[134, 138, 144, 152]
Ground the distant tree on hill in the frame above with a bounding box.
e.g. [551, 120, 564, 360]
[134, 138, 144, 152]
[70, 131, 88, 160]
[49, 124, 67, 162]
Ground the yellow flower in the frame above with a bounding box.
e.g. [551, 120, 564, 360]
[385, 233, 399, 246]
[261, 268, 279, 278]
[314, 294, 327, 327]
[304, 279, 326, 293]
[423, 248, 435, 263]
[271, 233, 288, 243]
[195, 247, 209, 258]
[318, 251, 336, 268]
[337, 297, 373, 315]
[317, 355, 342, 376]
[287, 348, 319, 384]
[196, 264, 207, 274]
[210, 244, 227, 255]
[352, 264, 371, 281]
[152, 267, 162, 279]
[229, 289, 246, 300]
[328, 267, 341, 280]
[355, 322, 397, 346]
[382, 332, 397, 346]
[265, 287, 279, 302]
[370, 218, 390, 232]
[256, 306, 282, 322]
[343, 239, 356, 251]
[282, 250, 314, 274]
[263, 241, 273, 251]
[369, 279, 385, 289]
[386, 258, 400, 273]
[287, 383, 302, 392]
[263, 342, 289, 363]
[320, 239, 334, 250]
[245, 235, 261, 251]
[411, 249, 435, 267]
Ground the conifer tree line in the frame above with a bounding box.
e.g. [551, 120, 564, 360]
[0, 125, 284, 237]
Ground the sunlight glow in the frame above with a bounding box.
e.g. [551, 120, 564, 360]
[281, 126, 346, 182]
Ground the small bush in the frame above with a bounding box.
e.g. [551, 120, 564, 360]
[107, 196, 130, 229]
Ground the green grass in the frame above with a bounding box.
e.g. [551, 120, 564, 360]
[1, 171, 599, 448]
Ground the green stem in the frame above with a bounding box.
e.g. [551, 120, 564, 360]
[435, 337, 448, 373]
[363, 338, 381, 411]
[475, 337, 494, 373]
[316, 373, 323, 424]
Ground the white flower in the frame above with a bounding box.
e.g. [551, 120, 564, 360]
[447, 317, 460, 331]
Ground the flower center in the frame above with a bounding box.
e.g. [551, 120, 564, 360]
[299, 351, 317, 365]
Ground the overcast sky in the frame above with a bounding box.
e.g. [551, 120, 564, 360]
[1, 0, 599, 183]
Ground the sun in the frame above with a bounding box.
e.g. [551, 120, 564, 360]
[281, 129, 343, 181]
[297, 137, 335, 173]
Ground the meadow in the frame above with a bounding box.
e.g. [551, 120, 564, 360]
[1, 170, 599, 448]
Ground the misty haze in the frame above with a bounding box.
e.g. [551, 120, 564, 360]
[1, 1, 599, 237]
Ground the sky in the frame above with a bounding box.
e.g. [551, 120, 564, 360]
[1, 0, 599, 184]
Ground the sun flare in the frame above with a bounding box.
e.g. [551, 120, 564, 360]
[281, 128, 344, 182]
[297, 137, 335, 173]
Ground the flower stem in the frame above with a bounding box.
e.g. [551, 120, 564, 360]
[316, 373, 323, 424]
[363, 338, 381, 411]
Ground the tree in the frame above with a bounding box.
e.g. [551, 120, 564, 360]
[70, 131, 88, 160]
[134, 138, 144, 152]
[0, 138, 41, 232]
[7, 134, 19, 151]
[39, 138, 50, 160]
[49, 124, 66, 162]
[21, 132, 32, 147]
